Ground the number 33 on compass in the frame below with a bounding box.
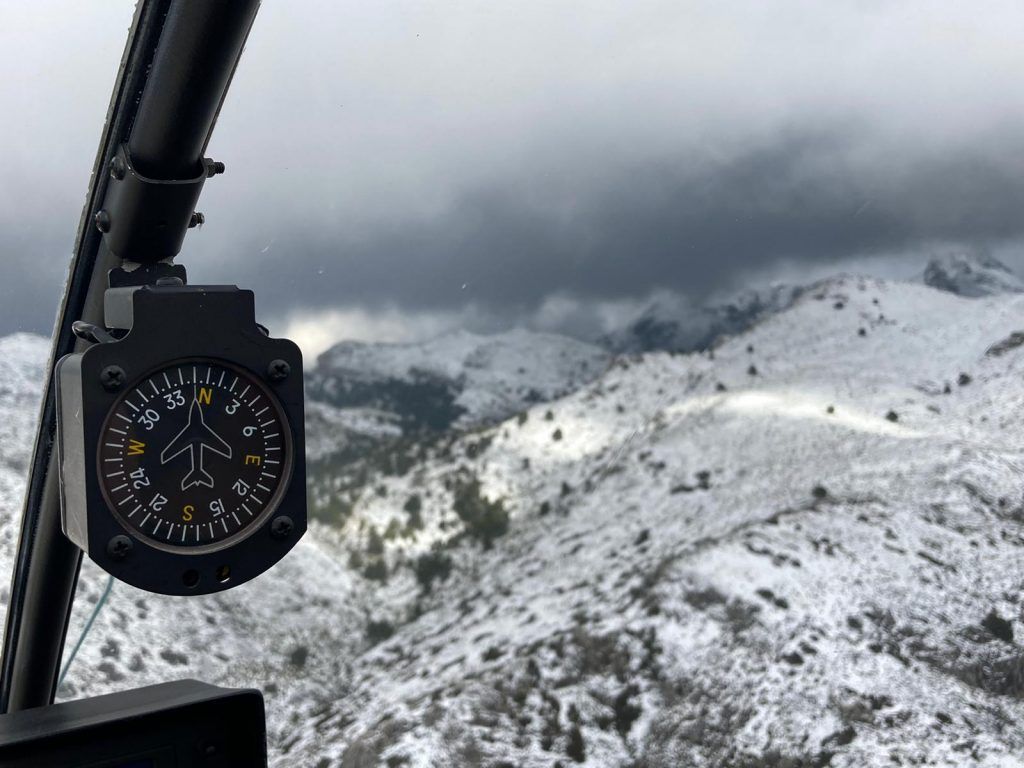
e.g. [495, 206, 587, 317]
[56, 284, 306, 596]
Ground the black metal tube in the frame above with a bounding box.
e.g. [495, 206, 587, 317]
[0, 1, 163, 715]
[128, 0, 259, 180]
[0, 0, 260, 712]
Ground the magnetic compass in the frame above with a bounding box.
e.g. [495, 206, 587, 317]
[56, 280, 307, 595]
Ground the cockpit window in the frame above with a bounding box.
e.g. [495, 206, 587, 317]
[3, 2, 1024, 765]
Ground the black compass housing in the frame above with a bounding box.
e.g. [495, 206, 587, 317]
[56, 283, 306, 596]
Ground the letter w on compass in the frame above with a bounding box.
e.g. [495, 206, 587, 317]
[160, 398, 232, 490]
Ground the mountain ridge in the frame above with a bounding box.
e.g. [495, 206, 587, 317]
[296, 274, 1024, 765]
[308, 327, 612, 432]
[1, 273, 1024, 764]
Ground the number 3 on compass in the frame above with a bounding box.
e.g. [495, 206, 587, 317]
[97, 359, 292, 550]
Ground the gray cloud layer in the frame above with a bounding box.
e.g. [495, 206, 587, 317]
[2, 1, 1024, 341]
[201, 126, 1024, 321]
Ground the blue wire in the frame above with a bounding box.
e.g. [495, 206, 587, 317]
[57, 574, 115, 689]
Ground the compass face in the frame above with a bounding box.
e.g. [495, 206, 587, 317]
[97, 359, 292, 551]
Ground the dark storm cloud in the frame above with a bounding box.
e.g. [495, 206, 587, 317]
[4, 1, 1024, 346]
[196, 126, 1024, 322]
[0, 228, 77, 337]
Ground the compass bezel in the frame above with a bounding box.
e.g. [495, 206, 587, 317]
[96, 356, 295, 556]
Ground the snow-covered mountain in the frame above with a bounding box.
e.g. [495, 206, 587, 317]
[923, 252, 1024, 298]
[604, 253, 1024, 358]
[297, 275, 1024, 766]
[602, 283, 804, 354]
[2, 274, 1024, 765]
[308, 329, 612, 432]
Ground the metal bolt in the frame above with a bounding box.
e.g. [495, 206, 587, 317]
[109, 156, 126, 180]
[94, 209, 111, 233]
[106, 534, 133, 561]
[198, 739, 219, 757]
[100, 365, 126, 392]
[208, 160, 226, 176]
[267, 359, 290, 382]
[188, 211, 205, 228]
[270, 516, 294, 540]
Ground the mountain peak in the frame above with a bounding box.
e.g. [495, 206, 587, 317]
[923, 251, 1024, 298]
[602, 283, 803, 354]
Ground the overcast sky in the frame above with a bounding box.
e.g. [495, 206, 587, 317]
[2, 1, 1024, 356]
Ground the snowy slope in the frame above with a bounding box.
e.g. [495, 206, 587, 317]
[309, 329, 612, 431]
[299, 275, 1024, 766]
[304, 399, 402, 461]
[0, 334, 50, 474]
[2, 274, 1024, 766]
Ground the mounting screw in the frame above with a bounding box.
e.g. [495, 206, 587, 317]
[198, 738, 219, 757]
[94, 209, 111, 233]
[109, 156, 126, 180]
[188, 211, 205, 228]
[270, 516, 294, 540]
[106, 534, 133, 561]
[207, 160, 226, 176]
[100, 365, 126, 392]
[267, 359, 290, 382]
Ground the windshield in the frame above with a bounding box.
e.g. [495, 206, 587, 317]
[3, 2, 1024, 766]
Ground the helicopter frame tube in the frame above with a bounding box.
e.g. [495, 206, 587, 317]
[0, 0, 260, 713]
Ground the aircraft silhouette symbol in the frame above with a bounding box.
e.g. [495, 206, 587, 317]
[160, 398, 233, 490]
